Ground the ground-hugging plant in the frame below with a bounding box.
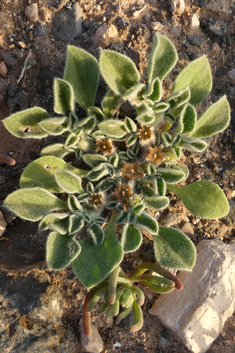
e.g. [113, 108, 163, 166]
[3, 33, 230, 334]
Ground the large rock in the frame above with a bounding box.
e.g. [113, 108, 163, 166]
[149, 240, 235, 353]
[207, 0, 235, 14]
[0, 270, 78, 352]
[52, 3, 83, 42]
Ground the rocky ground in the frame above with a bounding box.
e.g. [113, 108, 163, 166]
[0, 0, 235, 352]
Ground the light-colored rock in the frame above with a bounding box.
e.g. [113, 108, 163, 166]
[0, 210, 7, 237]
[151, 21, 164, 31]
[79, 319, 104, 353]
[149, 240, 235, 353]
[171, 0, 185, 15]
[190, 13, 200, 29]
[25, 3, 39, 23]
[207, 0, 235, 14]
[0, 61, 7, 76]
[228, 68, 235, 80]
[93, 24, 118, 48]
[17, 41, 26, 49]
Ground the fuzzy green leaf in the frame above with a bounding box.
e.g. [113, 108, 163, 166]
[177, 104, 197, 134]
[46, 232, 81, 270]
[68, 214, 84, 234]
[122, 83, 145, 101]
[39, 213, 69, 234]
[172, 55, 212, 105]
[20, 156, 88, 193]
[3, 107, 50, 139]
[145, 196, 169, 210]
[72, 211, 123, 289]
[154, 227, 196, 270]
[4, 188, 67, 221]
[54, 78, 74, 116]
[99, 120, 126, 138]
[83, 154, 108, 168]
[64, 45, 99, 110]
[123, 225, 142, 253]
[41, 144, 69, 158]
[124, 117, 137, 133]
[167, 87, 191, 110]
[189, 96, 230, 138]
[143, 77, 162, 102]
[67, 195, 82, 213]
[167, 181, 229, 218]
[136, 112, 155, 125]
[100, 50, 140, 96]
[101, 89, 122, 118]
[147, 33, 178, 82]
[64, 132, 80, 148]
[87, 106, 105, 123]
[87, 223, 105, 246]
[157, 168, 185, 184]
[39, 116, 68, 135]
[87, 164, 109, 181]
[55, 170, 83, 194]
[136, 212, 159, 235]
[181, 136, 208, 152]
[174, 164, 189, 180]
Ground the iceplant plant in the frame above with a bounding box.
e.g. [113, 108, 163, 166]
[3, 33, 230, 334]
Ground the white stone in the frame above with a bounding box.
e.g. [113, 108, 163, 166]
[171, 0, 185, 15]
[228, 68, 235, 80]
[149, 240, 235, 353]
[79, 319, 104, 353]
[151, 22, 164, 31]
[190, 14, 200, 29]
[207, 0, 235, 14]
[93, 24, 118, 48]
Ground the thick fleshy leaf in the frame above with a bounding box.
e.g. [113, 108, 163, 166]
[87, 106, 105, 123]
[64, 132, 80, 149]
[122, 225, 142, 253]
[64, 45, 99, 110]
[78, 116, 96, 133]
[136, 212, 158, 235]
[4, 188, 67, 221]
[189, 96, 230, 138]
[72, 211, 123, 289]
[39, 213, 69, 234]
[99, 120, 126, 138]
[20, 156, 88, 193]
[3, 107, 49, 139]
[67, 195, 82, 213]
[167, 181, 229, 219]
[157, 168, 185, 184]
[54, 78, 74, 116]
[46, 232, 81, 270]
[174, 164, 189, 180]
[55, 170, 83, 193]
[172, 55, 212, 105]
[100, 50, 140, 96]
[39, 116, 68, 135]
[154, 227, 196, 270]
[83, 154, 107, 168]
[41, 143, 69, 158]
[101, 89, 122, 118]
[145, 196, 169, 210]
[147, 33, 178, 82]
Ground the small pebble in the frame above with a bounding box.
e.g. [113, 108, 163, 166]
[17, 41, 26, 49]
[228, 68, 235, 80]
[25, 3, 39, 23]
[93, 24, 118, 48]
[151, 21, 163, 31]
[0, 61, 8, 76]
[186, 34, 203, 47]
[190, 13, 200, 29]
